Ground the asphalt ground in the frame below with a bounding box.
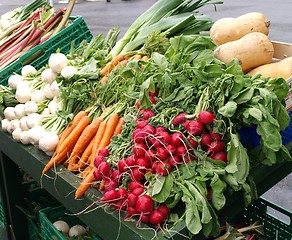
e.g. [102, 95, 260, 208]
[0, 0, 291, 227]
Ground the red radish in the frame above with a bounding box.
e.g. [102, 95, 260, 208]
[171, 132, 184, 146]
[182, 156, 192, 163]
[185, 120, 204, 135]
[118, 159, 127, 172]
[156, 131, 171, 144]
[126, 155, 137, 167]
[211, 151, 228, 163]
[145, 149, 156, 162]
[147, 88, 159, 97]
[155, 161, 172, 176]
[187, 135, 198, 149]
[139, 109, 155, 120]
[94, 155, 105, 168]
[176, 145, 187, 157]
[150, 137, 163, 148]
[112, 169, 121, 181]
[143, 124, 155, 135]
[209, 129, 223, 140]
[207, 140, 225, 153]
[97, 162, 111, 176]
[136, 120, 148, 129]
[132, 187, 145, 197]
[172, 112, 186, 126]
[100, 189, 119, 202]
[132, 128, 146, 143]
[140, 214, 150, 224]
[136, 195, 154, 214]
[113, 199, 127, 211]
[137, 157, 151, 169]
[104, 179, 119, 192]
[118, 188, 128, 199]
[198, 110, 214, 125]
[156, 147, 170, 161]
[133, 143, 147, 157]
[127, 193, 138, 207]
[98, 148, 109, 157]
[200, 133, 212, 146]
[166, 144, 176, 155]
[136, 102, 141, 109]
[130, 168, 145, 182]
[93, 169, 103, 181]
[169, 155, 181, 166]
[149, 95, 156, 104]
[126, 206, 138, 217]
[128, 181, 143, 192]
[149, 209, 165, 225]
[157, 204, 170, 219]
[155, 126, 166, 134]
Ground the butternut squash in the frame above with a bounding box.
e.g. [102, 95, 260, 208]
[210, 12, 270, 46]
[214, 32, 274, 73]
[248, 57, 292, 80]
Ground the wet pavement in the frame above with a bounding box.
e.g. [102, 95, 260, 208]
[0, 0, 291, 225]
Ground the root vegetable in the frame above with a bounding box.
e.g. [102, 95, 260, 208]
[53, 220, 69, 234]
[214, 32, 274, 72]
[39, 131, 59, 152]
[41, 68, 57, 84]
[1, 119, 9, 132]
[61, 66, 78, 79]
[248, 56, 292, 80]
[20, 130, 30, 145]
[48, 53, 68, 73]
[30, 90, 46, 103]
[24, 101, 38, 115]
[14, 104, 26, 119]
[8, 74, 23, 90]
[68, 225, 86, 237]
[15, 88, 31, 103]
[4, 107, 16, 120]
[12, 127, 22, 142]
[210, 12, 270, 45]
[21, 65, 37, 77]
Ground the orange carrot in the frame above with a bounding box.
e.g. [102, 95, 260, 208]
[42, 145, 74, 174]
[100, 62, 113, 76]
[88, 120, 107, 166]
[53, 111, 87, 156]
[134, 55, 142, 60]
[56, 115, 91, 156]
[142, 56, 149, 61]
[67, 118, 102, 172]
[77, 136, 95, 170]
[97, 113, 119, 150]
[124, 54, 132, 60]
[118, 59, 128, 67]
[100, 75, 108, 83]
[112, 54, 125, 66]
[99, 179, 105, 191]
[75, 167, 95, 199]
[113, 117, 125, 136]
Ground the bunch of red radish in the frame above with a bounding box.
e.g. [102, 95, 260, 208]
[92, 108, 227, 227]
[93, 148, 170, 226]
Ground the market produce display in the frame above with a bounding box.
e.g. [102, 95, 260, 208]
[0, 0, 291, 239]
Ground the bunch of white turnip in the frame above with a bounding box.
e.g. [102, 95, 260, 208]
[1, 52, 78, 156]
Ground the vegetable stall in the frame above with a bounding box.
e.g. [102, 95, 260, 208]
[0, 0, 291, 239]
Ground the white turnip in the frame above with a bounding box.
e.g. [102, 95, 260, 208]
[48, 53, 68, 73]
[41, 68, 57, 84]
[21, 65, 37, 77]
[8, 74, 23, 90]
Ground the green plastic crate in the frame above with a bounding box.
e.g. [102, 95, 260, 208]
[0, 15, 93, 86]
[27, 217, 42, 240]
[39, 206, 102, 240]
[242, 197, 292, 240]
[0, 197, 5, 228]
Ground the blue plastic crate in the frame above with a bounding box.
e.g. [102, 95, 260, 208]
[239, 111, 292, 147]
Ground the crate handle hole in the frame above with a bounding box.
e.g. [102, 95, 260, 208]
[267, 206, 291, 225]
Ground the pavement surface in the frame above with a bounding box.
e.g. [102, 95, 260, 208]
[0, 0, 291, 233]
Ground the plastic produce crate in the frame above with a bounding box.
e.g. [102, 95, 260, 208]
[0, 16, 93, 86]
[27, 217, 41, 240]
[241, 198, 292, 240]
[0, 197, 5, 228]
[39, 205, 102, 240]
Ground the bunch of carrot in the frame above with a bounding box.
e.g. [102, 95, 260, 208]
[42, 110, 125, 198]
[99, 54, 149, 83]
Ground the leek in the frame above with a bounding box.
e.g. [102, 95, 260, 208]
[109, 0, 222, 57]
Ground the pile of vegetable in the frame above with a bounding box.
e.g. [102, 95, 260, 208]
[0, 0, 291, 239]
